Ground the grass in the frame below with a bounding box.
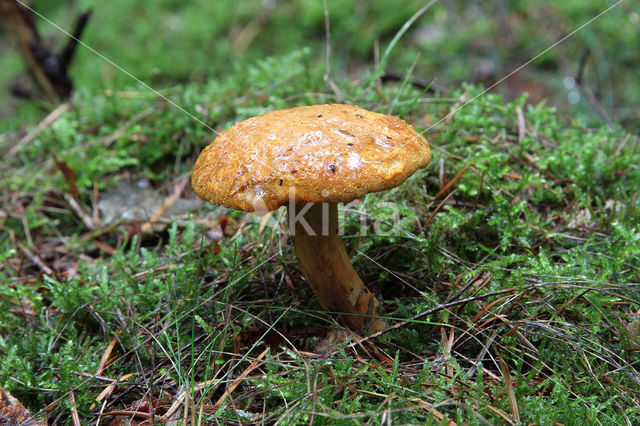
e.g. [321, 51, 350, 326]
[1, 1, 640, 424]
[2, 50, 639, 423]
[2, 0, 639, 131]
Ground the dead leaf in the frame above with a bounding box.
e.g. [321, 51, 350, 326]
[51, 152, 80, 198]
[98, 180, 204, 234]
[314, 328, 351, 354]
[628, 319, 640, 349]
[568, 208, 592, 229]
[604, 199, 625, 213]
[0, 386, 46, 425]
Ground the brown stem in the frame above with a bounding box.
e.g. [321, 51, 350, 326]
[0, 0, 58, 101]
[289, 202, 386, 332]
[0, 1, 91, 100]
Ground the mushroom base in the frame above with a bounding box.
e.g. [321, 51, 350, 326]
[289, 202, 386, 333]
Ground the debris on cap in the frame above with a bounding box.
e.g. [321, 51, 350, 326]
[192, 104, 431, 212]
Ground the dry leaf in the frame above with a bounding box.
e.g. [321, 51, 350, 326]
[98, 180, 204, 233]
[51, 152, 80, 198]
[0, 386, 46, 425]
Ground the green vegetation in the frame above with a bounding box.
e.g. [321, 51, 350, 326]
[3, 0, 638, 131]
[1, 1, 639, 424]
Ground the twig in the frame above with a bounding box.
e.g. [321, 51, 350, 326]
[0, 1, 91, 100]
[157, 348, 268, 422]
[611, 133, 630, 158]
[99, 107, 155, 147]
[438, 158, 446, 187]
[17, 241, 53, 275]
[497, 352, 520, 424]
[52, 153, 80, 198]
[471, 294, 515, 324]
[344, 286, 527, 351]
[99, 410, 151, 419]
[68, 386, 81, 426]
[139, 177, 189, 233]
[0, 0, 57, 101]
[7, 102, 72, 157]
[524, 121, 557, 149]
[64, 193, 96, 230]
[213, 347, 269, 410]
[433, 163, 472, 199]
[441, 326, 455, 379]
[466, 334, 497, 379]
[96, 336, 118, 376]
[70, 371, 116, 383]
[58, 11, 91, 72]
[574, 48, 614, 130]
[79, 218, 125, 243]
[515, 106, 525, 143]
[423, 189, 458, 229]
[485, 403, 515, 425]
[444, 91, 467, 124]
[309, 369, 320, 426]
[91, 373, 136, 411]
[446, 271, 491, 305]
[409, 398, 457, 425]
[382, 69, 445, 92]
[473, 169, 485, 210]
[322, 0, 331, 89]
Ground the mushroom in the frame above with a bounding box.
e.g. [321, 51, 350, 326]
[192, 104, 431, 333]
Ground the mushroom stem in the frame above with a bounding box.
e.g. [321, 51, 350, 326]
[289, 202, 386, 332]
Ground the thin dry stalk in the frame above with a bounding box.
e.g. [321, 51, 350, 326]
[140, 177, 189, 233]
[8, 103, 72, 156]
[68, 388, 81, 426]
[433, 163, 472, 200]
[497, 352, 520, 423]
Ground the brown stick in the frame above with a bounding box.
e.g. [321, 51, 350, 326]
[0, 1, 91, 100]
[289, 202, 386, 332]
[0, 0, 58, 101]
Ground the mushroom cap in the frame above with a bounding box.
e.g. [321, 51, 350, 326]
[192, 104, 431, 212]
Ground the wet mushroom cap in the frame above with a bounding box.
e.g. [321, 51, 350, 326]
[191, 104, 431, 212]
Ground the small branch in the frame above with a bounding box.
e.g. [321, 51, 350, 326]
[58, 11, 91, 72]
[497, 352, 520, 424]
[17, 241, 53, 276]
[574, 47, 614, 130]
[99, 410, 151, 420]
[445, 271, 491, 305]
[382, 69, 446, 93]
[432, 162, 472, 200]
[515, 106, 525, 143]
[575, 47, 590, 85]
[6, 102, 72, 157]
[0, 1, 91, 100]
[139, 177, 190, 233]
[68, 386, 81, 426]
[213, 348, 269, 411]
[344, 285, 527, 351]
[0, 0, 58, 101]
